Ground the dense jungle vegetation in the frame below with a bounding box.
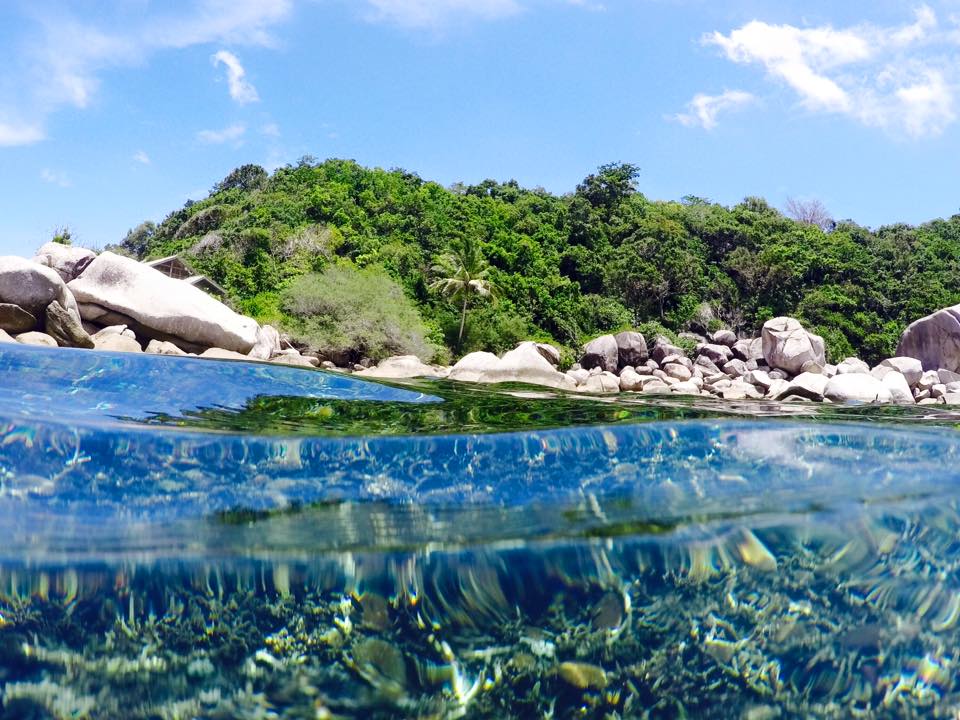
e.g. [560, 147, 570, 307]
[112, 157, 960, 365]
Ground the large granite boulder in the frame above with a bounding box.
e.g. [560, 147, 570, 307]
[614, 331, 647, 369]
[32, 242, 96, 282]
[448, 343, 577, 390]
[824, 374, 891, 404]
[68, 252, 259, 353]
[580, 334, 618, 373]
[761, 317, 825, 375]
[0, 256, 78, 316]
[448, 352, 501, 383]
[480, 342, 577, 390]
[897, 305, 960, 372]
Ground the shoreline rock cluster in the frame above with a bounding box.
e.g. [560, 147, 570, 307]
[4, 244, 960, 406]
[360, 315, 960, 406]
[0, 245, 321, 368]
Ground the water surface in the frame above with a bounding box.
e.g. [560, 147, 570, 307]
[1, 344, 959, 718]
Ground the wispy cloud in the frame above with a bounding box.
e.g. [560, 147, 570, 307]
[40, 168, 71, 187]
[674, 90, 754, 130]
[0, 121, 45, 147]
[698, 5, 956, 137]
[260, 122, 280, 137]
[212, 50, 259, 104]
[0, 0, 292, 146]
[197, 123, 246, 145]
[132, 150, 150, 165]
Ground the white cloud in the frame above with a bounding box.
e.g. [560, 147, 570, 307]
[675, 90, 754, 129]
[0, 1, 291, 145]
[363, 0, 522, 28]
[197, 123, 246, 144]
[132, 150, 150, 165]
[0, 121, 44, 147]
[260, 122, 280, 137]
[212, 50, 259, 104]
[699, 5, 957, 137]
[40, 169, 71, 187]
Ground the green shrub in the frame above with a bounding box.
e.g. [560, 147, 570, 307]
[281, 265, 440, 363]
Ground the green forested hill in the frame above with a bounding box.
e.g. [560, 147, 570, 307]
[113, 157, 960, 365]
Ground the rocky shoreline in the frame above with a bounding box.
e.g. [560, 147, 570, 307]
[3, 243, 960, 406]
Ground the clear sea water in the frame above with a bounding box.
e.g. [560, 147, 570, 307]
[3, 344, 960, 718]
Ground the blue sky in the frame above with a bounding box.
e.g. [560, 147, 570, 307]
[2, 0, 960, 255]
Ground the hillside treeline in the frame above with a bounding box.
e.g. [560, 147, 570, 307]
[114, 158, 960, 364]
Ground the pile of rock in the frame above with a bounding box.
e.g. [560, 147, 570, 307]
[355, 315, 959, 405]
[554, 316, 942, 405]
[0, 245, 320, 368]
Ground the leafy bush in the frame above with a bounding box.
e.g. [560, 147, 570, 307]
[281, 265, 440, 363]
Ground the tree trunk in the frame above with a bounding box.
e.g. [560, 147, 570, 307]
[457, 293, 469, 349]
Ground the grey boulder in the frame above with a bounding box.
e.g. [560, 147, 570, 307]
[580, 334, 618, 373]
[897, 305, 960, 372]
[32, 242, 96, 282]
[614, 331, 647, 368]
[16, 331, 58, 347]
[45, 301, 94, 349]
[0, 303, 36, 333]
[68, 252, 259, 353]
[878, 356, 923, 387]
[0, 256, 78, 316]
[448, 352, 501, 383]
[356, 355, 448, 379]
[761, 317, 825, 375]
[145, 339, 188, 356]
[248, 324, 281, 361]
[775, 372, 829, 401]
[823, 374, 892, 404]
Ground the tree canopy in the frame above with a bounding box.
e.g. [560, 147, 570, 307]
[114, 157, 960, 364]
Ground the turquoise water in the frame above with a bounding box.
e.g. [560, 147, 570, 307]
[3, 345, 960, 717]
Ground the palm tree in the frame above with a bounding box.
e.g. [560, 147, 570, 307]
[430, 235, 496, 349]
